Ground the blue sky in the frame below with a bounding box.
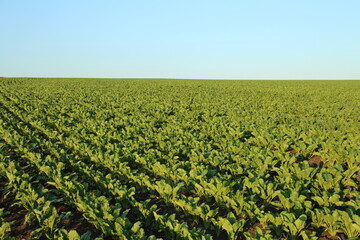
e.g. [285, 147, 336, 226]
[1, 1, 359, 79]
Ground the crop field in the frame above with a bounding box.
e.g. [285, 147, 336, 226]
[0, 78, 359, 240]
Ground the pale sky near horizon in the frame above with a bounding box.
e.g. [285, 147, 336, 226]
[0, 1, 359, 79]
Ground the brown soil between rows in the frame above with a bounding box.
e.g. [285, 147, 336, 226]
[245, 222, 269, 237]
[54, 203, 109, 239]
[0, 179, 44, 240]
[0, 177, 108, 239]
[318, 230, 346, 240]
[286, 149, 329, 168]
[308, 155, 328, 168]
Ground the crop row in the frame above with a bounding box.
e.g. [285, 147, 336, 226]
[0, 78, 359, 239]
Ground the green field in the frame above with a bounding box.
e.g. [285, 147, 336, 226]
[0, 78, 359, 240]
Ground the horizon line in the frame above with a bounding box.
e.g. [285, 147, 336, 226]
[1, 76, 359, 81]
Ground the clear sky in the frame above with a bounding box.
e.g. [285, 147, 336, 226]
[1, 1, 359, 79]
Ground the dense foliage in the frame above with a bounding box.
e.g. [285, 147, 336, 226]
[0, 78, 359, 239]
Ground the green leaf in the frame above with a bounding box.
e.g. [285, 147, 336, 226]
[68, 230, 81, 240]
[80, 231, 92, 240]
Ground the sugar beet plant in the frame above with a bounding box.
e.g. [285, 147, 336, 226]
[0, 78, 359, 239]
